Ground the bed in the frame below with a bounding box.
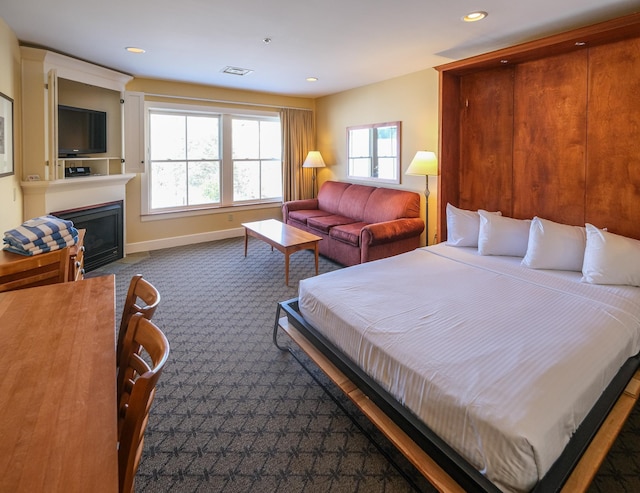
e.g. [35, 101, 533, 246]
[274, 216, 640, 492]
[273, 14, 640, 492]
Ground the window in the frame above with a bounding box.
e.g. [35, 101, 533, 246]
[145, 103, 281, 214]
[232, 117, 282, 202]
[149, 111, 221, 209]
[347, 121, 401, 184]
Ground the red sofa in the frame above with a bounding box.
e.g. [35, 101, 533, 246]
[282, 181, 424, 266]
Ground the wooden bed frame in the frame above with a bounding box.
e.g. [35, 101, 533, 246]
[274, 299, 640, 492]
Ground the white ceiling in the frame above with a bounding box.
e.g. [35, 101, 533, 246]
[1, 0, 638, 98]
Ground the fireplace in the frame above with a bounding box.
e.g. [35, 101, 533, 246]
[52, 201, 124, 272]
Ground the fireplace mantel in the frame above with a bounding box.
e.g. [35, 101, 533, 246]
[21, 174, 136, 219]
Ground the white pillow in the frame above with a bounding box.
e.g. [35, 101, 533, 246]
[446, 203, 501, 247]
[581, 224, 640, 286]
[521, 217, 586, 271]
[478, 211, 531, 257]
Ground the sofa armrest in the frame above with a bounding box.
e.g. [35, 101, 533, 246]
[361, 218, 425, 246]
[282, 198, 319, 222]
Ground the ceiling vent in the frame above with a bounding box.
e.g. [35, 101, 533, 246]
[221, 66, 253, 76]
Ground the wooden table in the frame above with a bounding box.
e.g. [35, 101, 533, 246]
[0, 275, 118, 493]
[0, 229, 86, 285]
[243, 219, 322, 286]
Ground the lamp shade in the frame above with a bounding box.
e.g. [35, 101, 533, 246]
[302, 151, 326, 168]
[406, 151, 438, 176]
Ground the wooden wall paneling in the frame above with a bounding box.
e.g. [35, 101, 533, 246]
[437, 72, 461, 242]
[586, 37, 640, 239]
[512, 50, 588, 224]
[436, 13, 640, 244]
[436, 14, 640, 78]
[459, 68, 515, 215]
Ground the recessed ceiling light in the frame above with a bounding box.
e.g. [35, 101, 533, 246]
[125, 47, 146, 54]
[463, 11, 488, 22]
[306, 77, 319, 82]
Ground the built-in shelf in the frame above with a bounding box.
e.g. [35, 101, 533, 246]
[56, 156, 124, 179]
[19, 47, 135, 256]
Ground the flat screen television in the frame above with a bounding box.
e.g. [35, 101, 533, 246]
[58, 105, 107, 157]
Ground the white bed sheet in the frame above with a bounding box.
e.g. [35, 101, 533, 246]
[298, 244, 640, 492]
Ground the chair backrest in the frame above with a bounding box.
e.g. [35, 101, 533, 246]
[0, 248, 69, 293]
[116, 274, 161, 368]
[117, 313, 170, 493]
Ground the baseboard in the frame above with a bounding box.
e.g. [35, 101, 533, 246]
[125, 227, 245, 254]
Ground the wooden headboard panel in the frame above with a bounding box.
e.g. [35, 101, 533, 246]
[436, 13, 640, 242]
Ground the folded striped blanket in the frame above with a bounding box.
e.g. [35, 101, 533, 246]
[3, 235, 78, 256]
[3, 215, 78, 256]
[4, 215, 75, 245]
[3, 227, 79, 251]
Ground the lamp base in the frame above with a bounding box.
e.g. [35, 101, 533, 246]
[312, 169, 318, 198]
[424, 176, 430, 246]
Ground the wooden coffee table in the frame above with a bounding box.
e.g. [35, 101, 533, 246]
[242, 219, 322, 286]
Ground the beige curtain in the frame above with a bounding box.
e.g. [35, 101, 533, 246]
[280, 108, 315, 201]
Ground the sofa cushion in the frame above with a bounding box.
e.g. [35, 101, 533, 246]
[363, 187, 421, 223]
[307, 215, 355, 234]
[330, 222, 368, 247]
[317, 181, 351, 215]
[362, 218, 425, 245]
[288, 209, 332, 225]
[336, 184, 375, 222]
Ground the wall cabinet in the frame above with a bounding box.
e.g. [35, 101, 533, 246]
[436, 13, 640, 242]
[20, 47, 132, 182]
[123, 91, 145, 174]
[19, 47, 135, 222]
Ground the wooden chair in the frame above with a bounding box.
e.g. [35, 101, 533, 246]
[0, 248, 70, 293]
[116, 274, 161, 369]
[117, 313, 170, 493]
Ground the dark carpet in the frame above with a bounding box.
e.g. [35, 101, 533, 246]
[94, 237, 640, 492]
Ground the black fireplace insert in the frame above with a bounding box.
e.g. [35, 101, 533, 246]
[52, 201, 124, 272]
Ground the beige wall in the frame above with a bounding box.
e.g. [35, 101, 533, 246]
[123, 78, 316, 250]
[315, 69, 440, 245]
[127, 72, 441, 249]
[127, 78, 315, 112]
[0, 18, 23, 233]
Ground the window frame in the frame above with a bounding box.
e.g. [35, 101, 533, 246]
[141, 101, 282, 217]
[230, 115, 283, 204]
[347, 121, 401, 184]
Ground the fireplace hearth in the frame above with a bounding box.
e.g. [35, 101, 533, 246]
[52, 201, 124, 272]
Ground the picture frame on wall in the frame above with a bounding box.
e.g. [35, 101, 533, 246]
[0, 91, 14, 178]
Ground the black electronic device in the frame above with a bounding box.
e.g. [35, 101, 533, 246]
[58, 105, 107, 157]
[65, 166, 92, 177]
